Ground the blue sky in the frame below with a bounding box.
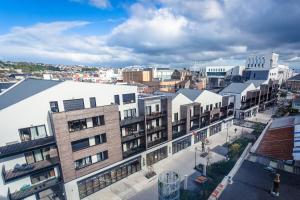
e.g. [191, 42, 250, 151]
[0, 0, 300, 67]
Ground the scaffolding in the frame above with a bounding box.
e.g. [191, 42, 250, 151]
[158, 171, 181, 200]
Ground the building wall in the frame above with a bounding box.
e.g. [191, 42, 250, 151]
[171, 93, 192, 121]
[194, 90, 223, 111]
[246, 53, 279, 69]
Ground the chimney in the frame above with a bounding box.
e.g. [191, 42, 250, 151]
[271, 174, 280, 196]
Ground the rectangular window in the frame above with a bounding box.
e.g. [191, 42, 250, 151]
[124, 109, 136, 119]
[71, 138, 90, 152]
[146, 106, 151, 115]
[95, 133, 107, 145]
[75, 156, 92, 170]
[156, 119, 160, 127]
[68, 119, 87, 132]
[206, 105, 209, 111]
[155, 104, 159, 112]
[31, 169, 55, 184]
[90, 97, 96, 108]
[215, 103, 218, 108]
[219, 102, 222, 107]
[97, 150, 108, 162]
[122, 93, 136, 104]
[114, 95, 120, 105]
[92, 116, 105, 127]
[25, 147, 50, 164]
[210, 104, 213, 111]
[174, 113, 178, 121]
[63, 98, 85, 111]
[49, 101, 59, 112]
[19, 125, 47, 142]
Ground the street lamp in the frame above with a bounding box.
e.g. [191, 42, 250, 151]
[194, 147, 197, 169]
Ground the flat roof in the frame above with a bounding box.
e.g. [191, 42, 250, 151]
[220, 160, 300, 200]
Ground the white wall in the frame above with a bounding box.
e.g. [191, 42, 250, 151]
[194, 90, 223, 110]
[171, 93, 192, 121]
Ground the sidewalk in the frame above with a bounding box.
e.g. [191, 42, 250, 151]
[86, 125, 253, 200]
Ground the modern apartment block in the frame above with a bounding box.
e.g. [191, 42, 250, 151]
[220, 80, 278, 119]
[0, 78, 235, 200]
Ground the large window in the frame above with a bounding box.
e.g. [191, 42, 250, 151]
[77, 158, 141, 199]
[49, 101, 59, 112]
[194, 129, 207, 143]
[31, 168, 55, 184]
[63, 98, 85, 111]
[172, 136, 191, 154]
[174, 113, 178, 121]
[146, 106, 151, 115]
[114, 95, 120, 105]
[75, 156, 92, 170]
[19, 125, 47, 142]
[97, 150, 108, 162]
[90, 97, 96, 108]
[71, 138, 90, 152]
[68, 119, 87, 132]
[146, 146, 168, 166]
[122, 93, 136, 104]
[25, 147, 51, 164]
[95, 133, 107, 145]
[124, 109, 136, 119]
[92, 116, 105, 126]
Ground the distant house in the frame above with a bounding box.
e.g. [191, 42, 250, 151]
[286, 74, 300, 92]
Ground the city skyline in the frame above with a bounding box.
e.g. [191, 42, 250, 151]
[0, 0, 300, 67]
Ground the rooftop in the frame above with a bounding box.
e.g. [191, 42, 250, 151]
[220, 82, 252, 94]
[175, 88, 202, 101]
[0, 78, 62, 110]
[220, 160, 300, 200]
[245, 80, 268, 88]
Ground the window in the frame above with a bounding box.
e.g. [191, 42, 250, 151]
[92, 116, 105, 127]
[215, 103, 218, 108]
[19, 125, 47, 141]
[219, 102, 222, 107]
[95, 133, 107, 145]
[210, 104, 213, 111]
[146, 106, 151, 115]
[122, 93, 136, 104]
[75, 156, 92, 170]
[31, 169, 55, 184]
[97, 150, 108, 162]
[114, 95, 120, 105]
[124, 109, 136, 119]
[200, 107, 203, 114]
[155, 104, 160, 112]
[25, 147, 50, 164]
[156, 119, 160, 127]
[206, 105, 209, 111]
[72, 138, 90, 152]
[63, 99, 85, 111]
[90, 97, 96, 108]
[49, 101, 59, 112]
[68, 119, 87, 132]
[174, 113, 178, 121]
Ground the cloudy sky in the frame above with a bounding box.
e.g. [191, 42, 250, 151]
[0, 0, 300, 67]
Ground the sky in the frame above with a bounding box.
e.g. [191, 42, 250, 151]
[0, 0, 300, 67]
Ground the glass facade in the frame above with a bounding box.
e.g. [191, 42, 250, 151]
[209, 123, 222, 136]
[172, 136, 191, 154]
[194, 129, 207, 143]
[63, 98, 85, 111]
[146, 146, 168, 166]
[77, 158, 141, 199]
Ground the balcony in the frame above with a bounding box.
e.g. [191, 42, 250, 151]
[146, 126, 166, 134]
[146, 111, 165, 120]
[123, 145, 145, 158]
[8, 177, 63, 200]
[211, 117, 220, 123]
[228, 110, 234, 116]
[2, 157, 59, 183]
[190, 115, 200, 120]
[121, 130, 145, 143]
[120, 116, 144, 127]
[228, 103, 234, 109]
[148, 137, 168, 148]
[201, 111, 210, 117]
[190, 124, 200, 131]
[172, 119, 186, 126]
[200, 122, 210, 128]
[0, 136, 55, 159]
[172, 131, 186, 140]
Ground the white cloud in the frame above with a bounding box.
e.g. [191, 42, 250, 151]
[89, 0, 111, 9]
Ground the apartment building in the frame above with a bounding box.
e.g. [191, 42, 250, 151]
[122, 69, 152, 83]
[0, 78, 235, 200]
[220, 80, 278, 119]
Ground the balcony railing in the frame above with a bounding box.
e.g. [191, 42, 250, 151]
[148, 137, 168, 148]
[0, 136, 55, 159]
[146, 126, 166, 134]
[172, 119, 186, 126]
[190, 124, 200, 131]
[120, 116, 144, 127]
[123, 145, 146, 158]
[172, 131, 186, 139]
[121, 130, 145, 143]
[2, 157, 59, 183]
[146, 111, 165, 120]
[8, 177, 63, 200]
[211, 117, 220, 123]
[190, 115, 200, 120]
[200, 122, 210, 128]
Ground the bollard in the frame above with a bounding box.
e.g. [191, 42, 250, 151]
[184, 175, 188, 190]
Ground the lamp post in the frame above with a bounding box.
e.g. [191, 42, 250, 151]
[194, 147, 197, 169]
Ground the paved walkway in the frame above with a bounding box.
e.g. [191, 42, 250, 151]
[85, 125, 253, 200]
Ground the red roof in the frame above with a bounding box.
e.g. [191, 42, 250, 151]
[256, 126, 294, 160]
